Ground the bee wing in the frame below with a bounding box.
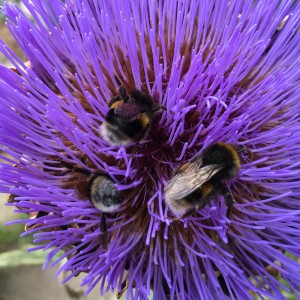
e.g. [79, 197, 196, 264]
[114, 103, 147, 122]
[165, 164, 225, 200]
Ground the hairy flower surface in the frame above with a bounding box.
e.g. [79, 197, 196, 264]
[1, 0, 300, 299]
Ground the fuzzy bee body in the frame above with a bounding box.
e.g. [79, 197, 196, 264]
[164, 143, 241, 218]
[88, 174, 123, 212]
[100, 78, 160, 145]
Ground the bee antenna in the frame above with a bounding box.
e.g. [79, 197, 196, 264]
[114, 75, 128, 100]
[113, 75, 121, 86]
[240, 146, 253, 161]
[236, 145, 245, 154]
[229, 144, 244, 154]
[100, 213, 108, 251]
[60, 161, 91, 175]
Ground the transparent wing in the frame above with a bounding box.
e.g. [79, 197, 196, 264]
[165, 164, 225, 200]
[170, 154, 203, 179]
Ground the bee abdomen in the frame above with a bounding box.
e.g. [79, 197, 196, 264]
[100, 120, 131, 145]
[90, 175, 123, 213]
[106, 112, 147, 141]
[185, 183, 213, 209]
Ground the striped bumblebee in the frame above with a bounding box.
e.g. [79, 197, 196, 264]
[100, 76, 161, 145]
[164, 143, 241, 218]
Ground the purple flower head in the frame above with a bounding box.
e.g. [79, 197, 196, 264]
[1, 0, 300, 299]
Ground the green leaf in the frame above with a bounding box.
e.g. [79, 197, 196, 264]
[0, 222, 28, 251]
[0, 244, 63, 269]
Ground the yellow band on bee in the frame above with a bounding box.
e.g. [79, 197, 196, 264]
[139, 113, 150, 127]
[218, 143, 241, 169]
[110, 100, 124, 109]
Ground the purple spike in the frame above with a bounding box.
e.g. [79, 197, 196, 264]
[1, 0, 300, 299]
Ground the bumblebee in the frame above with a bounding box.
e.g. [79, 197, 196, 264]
[100, 76, 161, 145]
[64, 164, 123, 249]
[164, 143, 241, 218]
[63, 164, 123, 213]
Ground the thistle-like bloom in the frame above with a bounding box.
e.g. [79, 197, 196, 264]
[1, 1, 300, 299]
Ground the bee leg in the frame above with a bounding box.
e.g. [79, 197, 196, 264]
[117, 278, 129, 299]
[59, 161, 75, 171]
[100, 213, 108, 251]
[219, 184, 235, 219]
[217, 274, 235, 297]
[60, 161, 90, 176]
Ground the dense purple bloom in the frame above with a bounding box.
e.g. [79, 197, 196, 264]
[1, 0, 300, 299]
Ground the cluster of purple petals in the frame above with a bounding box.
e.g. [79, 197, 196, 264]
[0, 0, 300, 299]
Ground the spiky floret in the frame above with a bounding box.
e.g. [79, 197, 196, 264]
[1, 0, 300, 299]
